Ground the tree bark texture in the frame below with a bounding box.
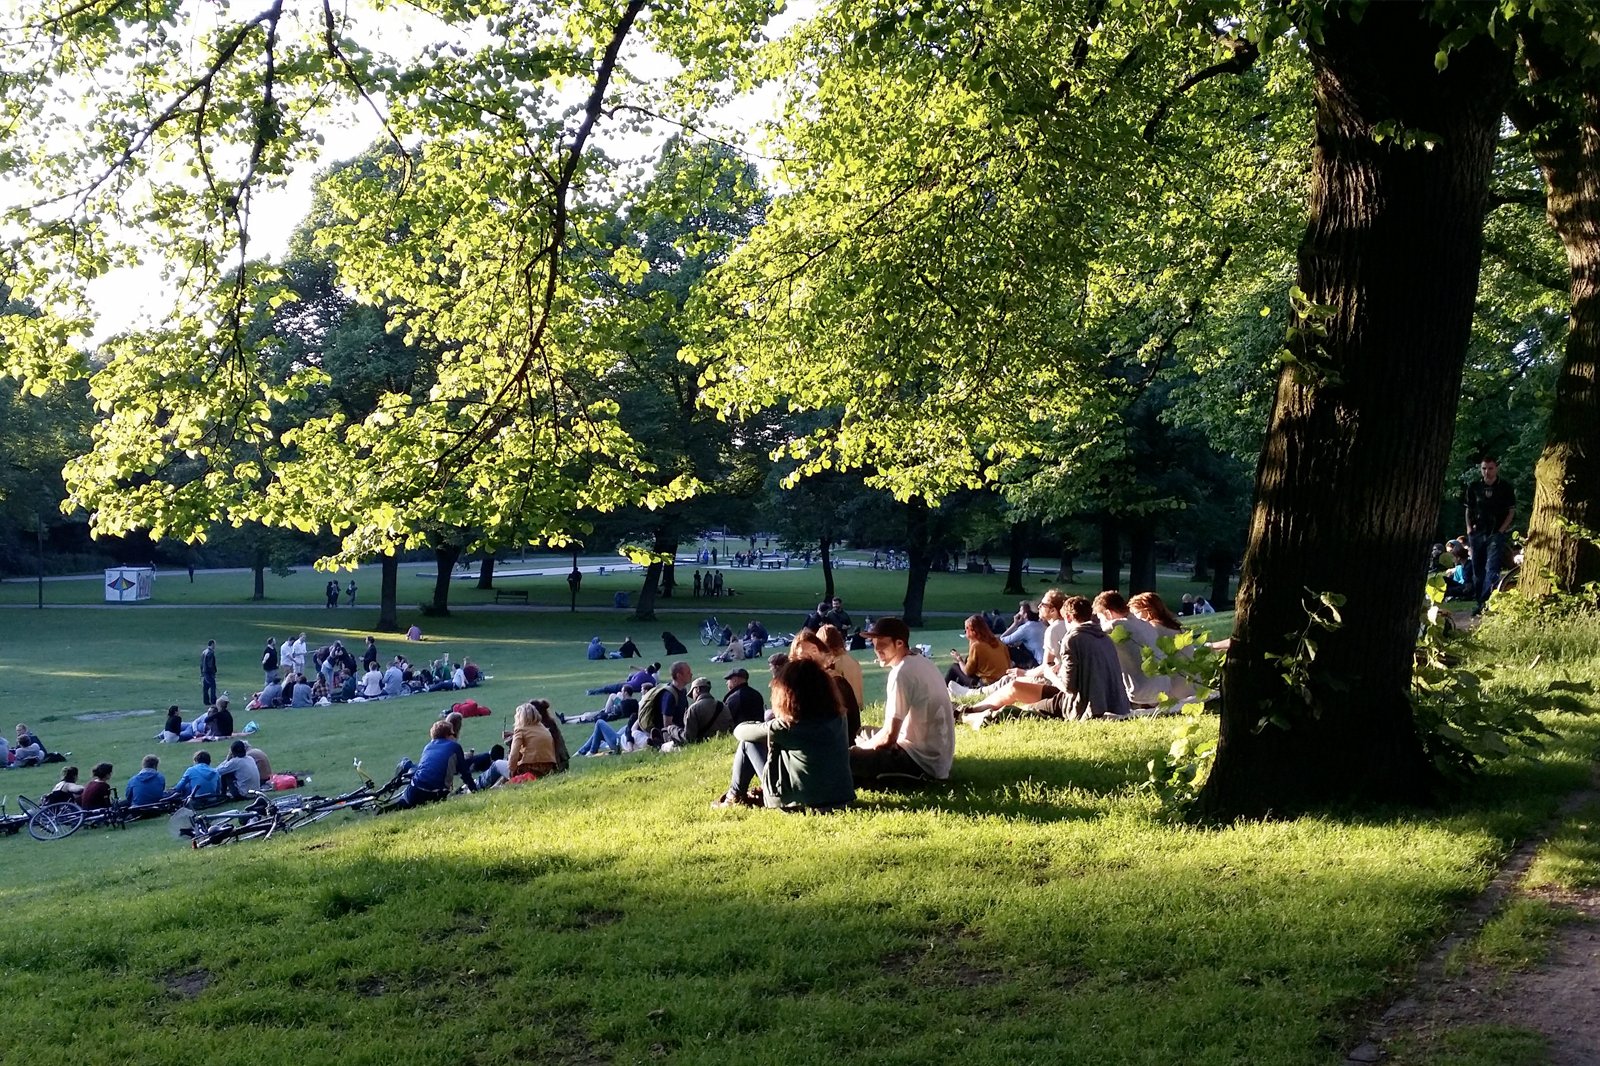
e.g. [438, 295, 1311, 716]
[1208, 546, 1234, 609]
[1004, 520, 1030, 596]
[252, 545, 266, 601]
[901, 499, 932, 626]
[633, 530, 677, 621]
[476, 554, 495, 590]
[1058, 546, 1078, 584]
[378, 552, 399, 631]
[430, 544, 461, 614]
[1128, 525, 1157, 594]
[1199, 5, 1511, 819]
[1514, 37, 1600, 600]
[1099, 517, 1120, 592]
[820, 535, 835, 600]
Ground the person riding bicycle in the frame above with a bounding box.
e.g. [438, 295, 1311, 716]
[390, 721, 476, 810]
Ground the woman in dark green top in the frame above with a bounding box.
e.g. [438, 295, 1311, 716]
[731, 658, 854, 812]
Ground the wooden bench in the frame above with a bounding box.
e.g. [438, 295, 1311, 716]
[494, 589, 529, 605]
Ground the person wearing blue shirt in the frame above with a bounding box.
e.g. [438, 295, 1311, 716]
[167, 750, 221, 803]
[390, 721, 475, 809]
[586, 636, 606, 660]
[124, 755, 167, 806]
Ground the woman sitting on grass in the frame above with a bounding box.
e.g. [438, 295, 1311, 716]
[1126, 592, 1197, 710]
[714, 658, 854, 813]
[45, 766, 85, 804]
[944, 615, 1011, 691]
[80, 763, 114, 809]
[506, 699, 569, 779]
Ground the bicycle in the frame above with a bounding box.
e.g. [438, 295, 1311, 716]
[0, 797, 30, 837]
[20, 792, 134, 842]
[700, 616, 727, 646]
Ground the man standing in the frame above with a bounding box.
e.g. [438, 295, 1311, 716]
[325, 579, 340, 608]
[346, 579, 358, 607]
[850, 618, 955, 784]
[722, 667, 766, 726]
[1465, 456, 1516, 614]
[200, 640, 218, 707]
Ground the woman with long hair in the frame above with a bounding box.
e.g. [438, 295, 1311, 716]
[1126, 592, 1197, 708]
[507, 699, 560, 779]
[944, 615, 1010, 689]
[714, 658, 854, 812]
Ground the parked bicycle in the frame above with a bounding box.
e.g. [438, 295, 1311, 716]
[176, 760, 411, 848]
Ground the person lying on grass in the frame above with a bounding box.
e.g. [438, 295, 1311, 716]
[713, 657, 854, 812]
[560, 686, 637, 726]
[587, 662, 659, 697]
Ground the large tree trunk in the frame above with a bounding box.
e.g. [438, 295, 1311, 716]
[820, 535, 835, 600]
[430, 544, 461, 614]
[378, 552, 399, 631]
[1198, 6, 1511, 820]
[1513, 38, 1600, 601]
[1128, 524, 1157, 594]
[902, 499, 933, 626]
[1099, 517, 1120, 592]
[251, 545, 266, 601]
[633, 530, 678, 621]
[1057, 545, 1078, 584]
[1208, 546, 1234, 609]
[1003, 520, 1030, 596]
[476, 553, 495, 590]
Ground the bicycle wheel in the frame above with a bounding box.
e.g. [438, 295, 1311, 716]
[28, 803, 84, 841]
[700, 625, 714, 646]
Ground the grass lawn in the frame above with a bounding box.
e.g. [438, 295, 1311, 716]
[0, 594, 1593, 1065]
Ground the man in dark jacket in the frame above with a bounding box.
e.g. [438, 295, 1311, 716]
[722, 668, 766, 726]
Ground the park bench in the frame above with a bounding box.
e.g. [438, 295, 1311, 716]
[494, 589, 529, 605]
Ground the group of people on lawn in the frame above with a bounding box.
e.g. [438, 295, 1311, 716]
[238, 634, 481, 710]
[40, 739, 280, 811]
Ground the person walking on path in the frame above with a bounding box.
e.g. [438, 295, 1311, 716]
[346, 579, 358, 607]
[201, 640, 218, 707]
[1465, 456, 1516, 615]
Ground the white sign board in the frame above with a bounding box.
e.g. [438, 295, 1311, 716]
[104, 566, 155, 603]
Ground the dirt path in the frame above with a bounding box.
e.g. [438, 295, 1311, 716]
[1346, 782, 1600, 1065]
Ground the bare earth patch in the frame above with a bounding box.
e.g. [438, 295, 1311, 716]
[162, 969, 212, 998]
[1349, 785, 1600, 1065]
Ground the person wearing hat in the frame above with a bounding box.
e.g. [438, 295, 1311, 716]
[681, 677, 732, 743]
[722, 667, 765, 726]
[850, 617, 955, 784]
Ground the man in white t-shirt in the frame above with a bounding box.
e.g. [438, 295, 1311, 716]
[850, 617, 955, 783]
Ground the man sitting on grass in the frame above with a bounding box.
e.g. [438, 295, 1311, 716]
[167, 750, 221, 804]
[390, 720, 476, 809]
[217, 740, 263, 799]
[124, 756, 166, 807]
[849, 618, 954, 785]
[561, 686, 638, 726]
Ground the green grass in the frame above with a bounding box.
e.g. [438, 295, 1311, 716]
[0, 553, 1223, 613]
[1525, 802, 1600, 891]
[0, 590, 1596, 1065]
[1449, 897, 1570, 974]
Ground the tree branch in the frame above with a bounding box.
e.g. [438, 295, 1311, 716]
[1142, 37, 1259, 144]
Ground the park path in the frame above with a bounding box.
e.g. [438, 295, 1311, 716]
[1345, 774, 1600, 1065]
